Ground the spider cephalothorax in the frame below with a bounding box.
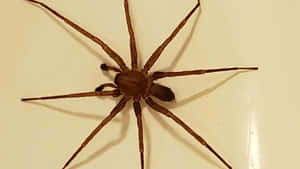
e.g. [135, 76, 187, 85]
[115, 71, 149, 97]
[22, 0, 258, 169]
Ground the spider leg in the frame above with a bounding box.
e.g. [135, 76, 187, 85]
[145, 97, 232, 169]
[26, 0, 129, 71]
[133, 100, 144, 169]
[21, 90, 119, 101]
[152, 66, 258, 80]
[143, 0, 200, 73]
[124, 0, 138, 70]
[61, 96, 130, 169]
[100, 63, 122, 73]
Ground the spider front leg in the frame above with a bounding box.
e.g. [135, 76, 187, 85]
[124, 0, 138, 70]
[26, 0, 129, 71]
[145, 97, 232, 169]
[134, 100, 145, 169]
[152, 67, 258, 80]
[143, 0, 200, 73]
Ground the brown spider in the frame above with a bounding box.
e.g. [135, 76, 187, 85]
[22, 0, 258, 169]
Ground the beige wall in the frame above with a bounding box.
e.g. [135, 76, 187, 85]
[1, 0, 299, 169]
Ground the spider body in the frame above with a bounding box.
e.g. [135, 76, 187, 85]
[115, 71, 148, 97]
[22, 0, 258, 169]
[114, 70, 175, 101]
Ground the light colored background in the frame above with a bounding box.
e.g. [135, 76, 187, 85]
[1, 0, 299, 169]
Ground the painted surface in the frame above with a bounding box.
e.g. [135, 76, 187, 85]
[1, 0, 299, 169]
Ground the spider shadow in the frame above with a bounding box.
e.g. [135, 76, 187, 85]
[148, 108, 220, 166]
[160, 6, 202, 72]
[147, 107, 222, 168]
[69, 101, 131, 169]
[29, 3, 115, 81]
[29, 101, 120, 122]
[147, 71, 247, 168]
[68, 100, 153, 169]
[170, 71, 244, 109]
[26, 97, 131, 169]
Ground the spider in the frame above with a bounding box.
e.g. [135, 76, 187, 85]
[22, 0, 258, 169]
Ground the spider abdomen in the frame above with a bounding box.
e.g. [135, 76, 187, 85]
[115, 71, 148, 97]
[149, 83, 175, 101]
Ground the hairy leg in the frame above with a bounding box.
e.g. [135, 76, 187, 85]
[145, 97, 232, 169]
[152, 66, 258, 80]
[26, 0, 128, 71]
[143, 0, 200, 73]
[62, 96, 130, 169]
